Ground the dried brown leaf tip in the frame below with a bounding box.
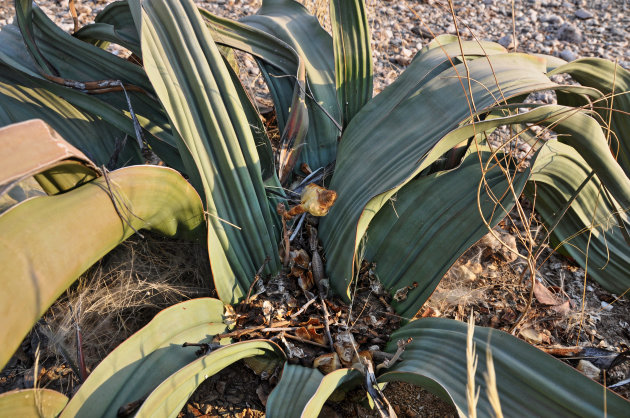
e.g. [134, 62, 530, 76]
[285, 184, 338, 219]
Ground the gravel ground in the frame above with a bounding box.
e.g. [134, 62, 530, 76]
[0, 0, 627, 93]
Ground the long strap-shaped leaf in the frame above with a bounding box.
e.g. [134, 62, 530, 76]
[134, 0, 280, 302]
[265, 364, 360, 418]
[12, 1, 149, 87]
[136, 340, 285, 417]
[75, 1, 297, 182]
[365, 100, 630, 317]
[527, 141, 630, 294]
[321, 49, 630, 300]
[197, 8, 310, 183]
[320, 52, 558, 298]
[199, 9, 298, 76]
[0, 389, 68, 418]
[365, 147, 530, 318]
[0, 63, 146, 168]
[1, 3, 183, 169]
[62, 298, 227, 417]
[0, 164, 204, 370]
[13, 0, 56, 75]
[380, 318, 630, 416]
[74, 0, 142, 56]
[549, 58, 630, 175]
[329, 0, 373, 127]
[241, 0, 341, 172]
[343, 40, 508, 134]
[0, 49, 179, 173]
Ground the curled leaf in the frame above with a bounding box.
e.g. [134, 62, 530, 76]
[286, 184, 338, 218]
[301, 183, 338, 216]
[313, 352, 342, 375]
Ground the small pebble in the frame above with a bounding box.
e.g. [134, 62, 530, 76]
[559, 49, 577, 61]
[575, 8, 593, 20]
[498, 34, 514, 49]
[557, 23, 583, 43]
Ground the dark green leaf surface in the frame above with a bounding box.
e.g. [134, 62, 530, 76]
[365, 148, 530, 318]
[0, 64, 143, 167]
[198, 8, 308, 184]
[136, 0, 280, 303]
[381, 318, 630, 417]
[266, 364, 359, 418]
[550, 58, 630, 175]
[199, 8, 298, 76]
[329, 0, 373, 127]
[74, 0, 141, 55]
[320, 52, 557, 299]
[0, 9, 182, 170]
[137, 340, 285, 417]
[528, 140, 630, 294]
[241, 0, 341, 171]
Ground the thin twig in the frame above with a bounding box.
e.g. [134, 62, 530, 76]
[216, 320, 291, 340]
[365, 360, 397, 417]
[283, 333, 329, 348]
[246, 256, 271, 304]
[308, 226, 335, 351]
[290, 296, 317, 318]
[69, 303, 87, 382]
[101, 168, 144, 239]
[68, 0, 79, 33]
[320, 296, 335, 352]
[277, 204, 290, 266]
[376, 338, 412, 370]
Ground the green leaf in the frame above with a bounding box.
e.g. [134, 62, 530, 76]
[527, 140, 630, 294]
[199, 8, 298, 76]
[0, 63, 144, 167]
[136, 340, 285, 417]
[198, 8, 308, 183]
[61, 298, 227, 417]
[0, 389, 68, 418]
[346, 40, 508, 134]
[241, 0, 341, 171]
[302, 368, 361, 416]
[549, 58, 630, 175]
[1, 4, 183, 170]
[365, 147, 529, 318]
[0, 163, 205, 370]
[14, 0, 56, 74]
[320, 52, 558, 299]
[223, 53, 278, 184]
[74, 0, 141, 55]
[135, 0, 280, 303]
[419, 34, 464, 54]
[380, 318, 630, 417]
[329, 0, 373, 127]
[266, 364, 360, 417]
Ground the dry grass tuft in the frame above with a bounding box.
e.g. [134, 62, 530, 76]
[37, 234, 212, 374]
